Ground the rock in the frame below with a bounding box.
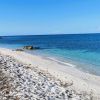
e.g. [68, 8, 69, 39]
[23, 46, 40, 50]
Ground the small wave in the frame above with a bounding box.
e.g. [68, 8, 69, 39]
[45, 57, 76, 68]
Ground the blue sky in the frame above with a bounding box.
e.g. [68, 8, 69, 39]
[0, 0, 100, 36]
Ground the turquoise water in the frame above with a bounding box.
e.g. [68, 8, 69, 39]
[0, 34, 100, 76]
[29, 49, 100, 75]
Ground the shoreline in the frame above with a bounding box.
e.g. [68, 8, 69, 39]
[27, 50, 100, 76]
[0, 48, 100, 98]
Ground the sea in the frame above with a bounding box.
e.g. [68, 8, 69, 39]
[0, 34, 100, 76]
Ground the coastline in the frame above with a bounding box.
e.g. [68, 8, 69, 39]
[0, 48, 100, 98]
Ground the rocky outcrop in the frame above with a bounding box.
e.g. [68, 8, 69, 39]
[23, 46, 40, 50]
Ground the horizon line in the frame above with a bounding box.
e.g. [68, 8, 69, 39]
[1, 32, 100, 37]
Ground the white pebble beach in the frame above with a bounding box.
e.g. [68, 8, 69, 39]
[0, 48, 100, 100]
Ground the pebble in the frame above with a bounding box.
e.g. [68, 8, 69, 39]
[0, 54, 92, 100]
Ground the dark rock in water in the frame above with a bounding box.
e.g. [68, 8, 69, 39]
[15, 49, 24, 51]
[23, 46, 40, 50]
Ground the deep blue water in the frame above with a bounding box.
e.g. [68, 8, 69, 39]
[0, 34, 100, 76]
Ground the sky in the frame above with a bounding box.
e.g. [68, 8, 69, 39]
[0, 0, 100, 36]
